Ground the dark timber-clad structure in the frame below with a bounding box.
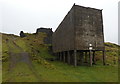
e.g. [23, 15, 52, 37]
[52, 4, 105, 66]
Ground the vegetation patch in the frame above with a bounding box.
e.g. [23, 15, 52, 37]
[1, 33, 119, 82]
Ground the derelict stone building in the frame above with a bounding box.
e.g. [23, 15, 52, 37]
[52, 4, 105, 66]
[36, 28, 53, 44]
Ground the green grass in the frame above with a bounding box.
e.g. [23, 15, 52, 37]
[27, 61, 118, 82]
[1, 33, 119, 82]
[2, 60, 118, 82]
[2, 62, 40, 82]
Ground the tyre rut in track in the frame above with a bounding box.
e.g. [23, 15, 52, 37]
[7, 40, 42, 82]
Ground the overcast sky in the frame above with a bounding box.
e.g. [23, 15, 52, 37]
[0, 0, 119, 44]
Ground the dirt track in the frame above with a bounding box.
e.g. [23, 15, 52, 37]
[6, 40, 42, 81]
[7, 40, 33, 70]
[9, 52, 32, 71]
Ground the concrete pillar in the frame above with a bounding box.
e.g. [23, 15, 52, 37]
[74, 50, 77, 66]
[103, 51, 106, 65]
[89, 50, 93, 66]
[58, 52, 60, 60]
[62, 52, 63, 61]
[60, 52, 62, 61]
[63, 51, 65, 62]
[69, 51, 72, 64]
[92, 51, 96, 64]
[67, 51, 70, 64]
[57, 53, 59, 60]
[79, 51, 84, 65]
[85, 52, 88, 63]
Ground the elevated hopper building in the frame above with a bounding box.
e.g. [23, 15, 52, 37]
[52, 4, 105, 66]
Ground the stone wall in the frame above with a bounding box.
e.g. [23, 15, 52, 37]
[36, 27, 53, 44]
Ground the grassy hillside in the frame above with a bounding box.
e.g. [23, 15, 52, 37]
[1, 33, 119, 82]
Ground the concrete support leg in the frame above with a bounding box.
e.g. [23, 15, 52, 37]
[67, 51, 70, 64]
[63, 52, 65, 62]
[58, 52, 60, 60]
[74, 50, 77, 67]
[79, 52, 84, 65]
[89, 50, 93, 66]
[81, 52, 84, 64]
[103, 51, 106, 65]
[58, 53, 60, 60]
[60, 52, 62, 61]
[61, 52, 62, 61]
[85, 52, 88, 63]
[62, 52, 63, 62]
[70, 51, 72, 64]
[93, 51, 96, 64]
